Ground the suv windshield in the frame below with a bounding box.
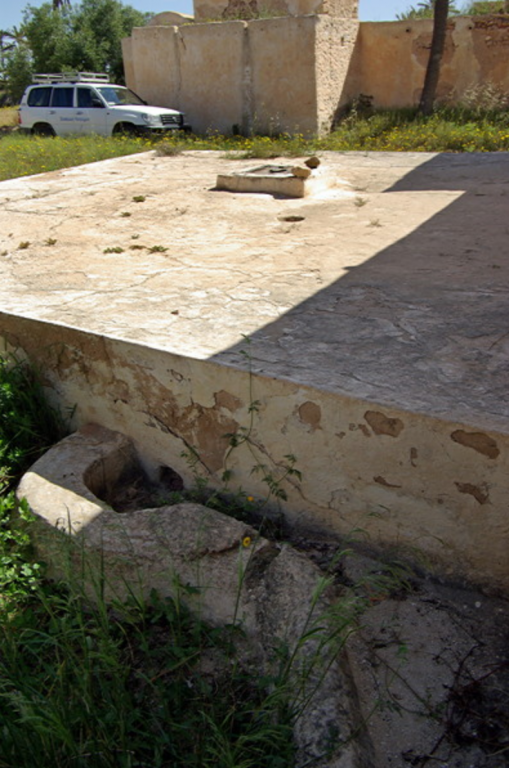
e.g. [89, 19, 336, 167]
[96, 86, 145, 106]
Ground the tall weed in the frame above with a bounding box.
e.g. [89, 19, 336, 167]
[2, 105, 509, 184]
[0, 578, 295, 768]
[0, 354, 65, 490]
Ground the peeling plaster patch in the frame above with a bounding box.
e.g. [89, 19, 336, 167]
[214, 390, 242, 412]
[172, 404, 239, 474]
[374, 475, 402, 489]
[116, 367, 240, 474]
[455, 481, 490, 505]
[364, 410, 404, 438]
[298, 401, 321, 431]
[451, 430, 500, 459]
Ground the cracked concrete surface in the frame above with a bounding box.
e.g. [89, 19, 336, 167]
[1, 151, 508, 429]
[1, 150, 509, 590]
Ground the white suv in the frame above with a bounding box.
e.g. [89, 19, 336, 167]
[18, 72, 190, 137]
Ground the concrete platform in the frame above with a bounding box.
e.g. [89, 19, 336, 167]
[1, 150, 508, 590]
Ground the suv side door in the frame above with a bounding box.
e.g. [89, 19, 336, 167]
[75, 87, 108, 136]
[49, 86, 78, 135]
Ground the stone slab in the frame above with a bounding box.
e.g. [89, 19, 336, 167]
[216, 163, 336, 197]
[0, 150, 507, 430]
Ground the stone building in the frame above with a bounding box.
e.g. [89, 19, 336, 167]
[122, 2, 509, 135]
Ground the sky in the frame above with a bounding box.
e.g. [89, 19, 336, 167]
[1, 0, 413, 32]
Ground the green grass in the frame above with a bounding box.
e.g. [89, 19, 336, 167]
[0, 573, 295, 768]
[325, 108, 509, 152]
[0, 133, 153, 182]
[157, 106, 509, 155]
[0, 355, 65, 491]
[1, 106, 509, 182]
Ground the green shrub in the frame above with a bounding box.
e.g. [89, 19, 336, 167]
[0, 354, 65, 489]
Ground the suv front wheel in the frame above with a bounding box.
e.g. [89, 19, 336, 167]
[112, 122, 142, 137]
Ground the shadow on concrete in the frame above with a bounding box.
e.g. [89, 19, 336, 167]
[211, 153, 509, 428]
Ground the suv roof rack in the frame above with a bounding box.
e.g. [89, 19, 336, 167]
[32, 72, 110, 84]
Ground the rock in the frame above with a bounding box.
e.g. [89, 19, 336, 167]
[18, 423, 367, 768]
[17, 424, 275, 630]
[249, 545, 370, 767]
[305, 156, 321, 169]
[291, 166, 312, 179]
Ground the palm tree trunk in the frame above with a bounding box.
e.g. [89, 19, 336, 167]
[418, 0, 449, 115]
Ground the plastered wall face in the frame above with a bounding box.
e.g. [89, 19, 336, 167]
[3, 314, 509, 593]
[178, 21, 245, 135]
[348, 16, 509, 109]
[121, 37, 137, 93]
[248, 17, 318, 136]
[129, 26, 180, 109]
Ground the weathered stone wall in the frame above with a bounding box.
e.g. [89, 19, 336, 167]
[121, 37, 137, 92]
[3, 314, 509, 593]
[123, 15, 358, 135]
[345, 15, 509, 109]
[193, 0, 357, 21]
[314, 15, 359, 133]
[123, 13, 509, 135]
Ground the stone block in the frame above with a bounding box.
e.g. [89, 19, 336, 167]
[216, 163, 334, 197]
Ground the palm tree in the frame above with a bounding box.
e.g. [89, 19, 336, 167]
[0, 26, 26, 52]
[0, 26, 26, 72]
[397, 0, 458, 18]
[418, 0, 449, 114]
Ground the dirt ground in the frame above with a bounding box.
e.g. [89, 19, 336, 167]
[296, 533, 509, 768]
